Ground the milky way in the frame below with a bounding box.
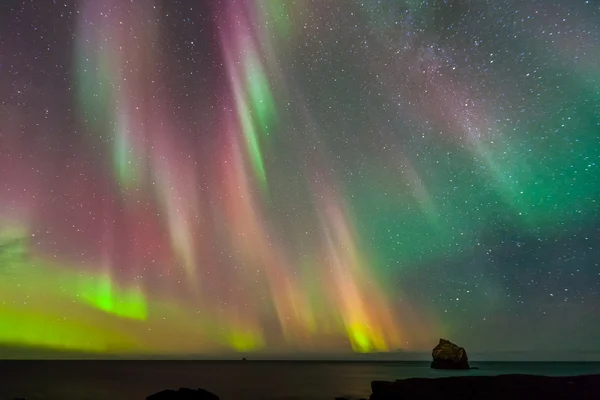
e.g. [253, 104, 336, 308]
[0, 0, 599, 357]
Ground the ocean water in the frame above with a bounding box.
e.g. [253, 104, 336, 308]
[0, 361, 599, 400]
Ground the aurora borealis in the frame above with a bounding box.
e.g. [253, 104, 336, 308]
[0, 0, 599, 358]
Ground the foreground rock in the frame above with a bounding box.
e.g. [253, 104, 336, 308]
[146, 387, 219, 400]
[371, 374, 600, 400]
[430, 338, 469, 369]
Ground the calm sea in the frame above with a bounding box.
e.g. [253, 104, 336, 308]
[0, 361, 599, 400]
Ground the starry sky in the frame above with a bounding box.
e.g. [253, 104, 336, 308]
[0, 0, 599, 358]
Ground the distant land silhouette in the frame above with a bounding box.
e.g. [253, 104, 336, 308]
[1, 344, 599, 362]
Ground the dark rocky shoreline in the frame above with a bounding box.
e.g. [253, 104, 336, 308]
[142, 374, 600, 400]
[368, 374, 600, 400]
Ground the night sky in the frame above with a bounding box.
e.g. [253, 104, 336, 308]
[0, 0, 599, 358]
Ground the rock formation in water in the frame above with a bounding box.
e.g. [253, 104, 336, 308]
[146, 387, 219, 400]
[334, 398, 367, 400]
[430, 338, 469, 369]
[370, 374, 600, 400]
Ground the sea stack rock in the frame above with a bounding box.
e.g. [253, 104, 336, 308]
[431, 338, 470, 369]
